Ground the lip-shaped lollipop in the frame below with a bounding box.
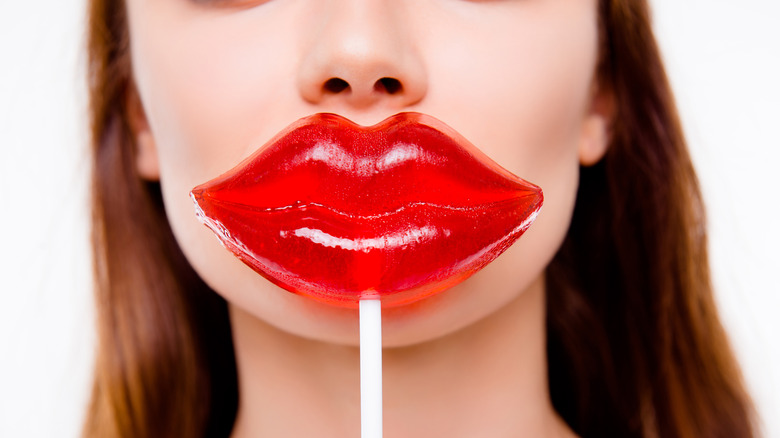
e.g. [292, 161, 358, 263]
[190, 112, 542, 308]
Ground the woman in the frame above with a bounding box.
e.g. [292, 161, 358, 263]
[82, 0, 757, 436]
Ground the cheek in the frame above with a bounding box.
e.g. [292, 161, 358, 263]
[415, 1, 597, 200]
[426, 18, 594, 230]
[130, 17, 298, 183]
[126, 4, 316, 324]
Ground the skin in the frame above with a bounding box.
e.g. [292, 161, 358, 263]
[126, 0, 610, 436]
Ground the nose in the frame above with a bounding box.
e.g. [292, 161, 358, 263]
[297, 0, 428, 110]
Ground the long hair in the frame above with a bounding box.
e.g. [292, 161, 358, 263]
[82, 0, 757, 437]
[544, 2, 756, 437]
[83, 0, 237, 436]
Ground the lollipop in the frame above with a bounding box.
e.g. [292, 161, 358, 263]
[191, 112, 542, 306]
[190, 112, 543, 437]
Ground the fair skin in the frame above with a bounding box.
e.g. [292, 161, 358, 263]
[126, 0, 609, 436]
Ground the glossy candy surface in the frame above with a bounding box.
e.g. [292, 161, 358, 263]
[191, 112, 543, 308]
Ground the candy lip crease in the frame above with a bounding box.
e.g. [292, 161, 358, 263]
[191, 112, 543, 308]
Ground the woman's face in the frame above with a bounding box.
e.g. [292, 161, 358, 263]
[126, 0, 608, 347]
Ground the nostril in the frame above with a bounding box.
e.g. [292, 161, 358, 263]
[376, 77, 403, 95]
[324, 78, 350, 94]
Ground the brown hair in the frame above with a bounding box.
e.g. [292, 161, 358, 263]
[82, 0, 757, 437]
[83, 1, 236, 436]
[544, 2, 757, 436]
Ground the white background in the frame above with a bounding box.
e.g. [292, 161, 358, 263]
[1, 0, 778, 436]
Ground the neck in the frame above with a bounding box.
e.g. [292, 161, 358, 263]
[229, 277, 572, 438]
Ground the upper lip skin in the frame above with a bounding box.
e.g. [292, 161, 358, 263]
[191, 112, 543, 308]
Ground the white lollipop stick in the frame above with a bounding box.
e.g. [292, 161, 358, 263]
[359, 299, 383, 438]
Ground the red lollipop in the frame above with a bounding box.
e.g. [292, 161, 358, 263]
[190, 112, 543, 308]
